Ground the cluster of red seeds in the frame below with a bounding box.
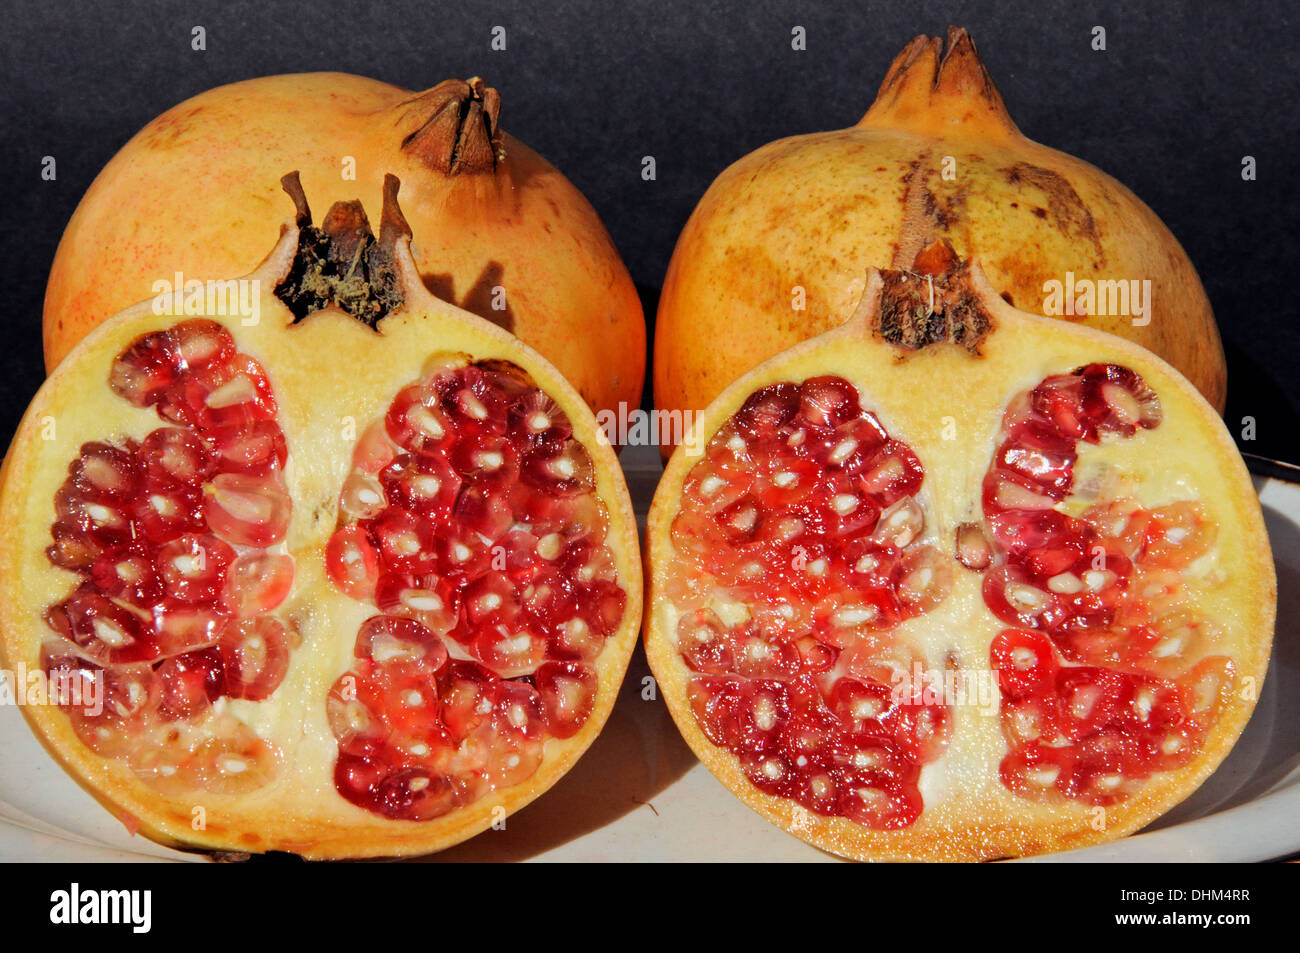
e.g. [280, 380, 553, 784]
[41, 319, 294, 791]
[324, 362, 624, 821]
[670, 377, 951, 830]
[981, 363, 1234, 805]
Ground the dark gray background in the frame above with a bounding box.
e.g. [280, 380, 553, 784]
[2, 0, 1296, 458]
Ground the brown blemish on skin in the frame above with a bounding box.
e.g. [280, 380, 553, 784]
[891, 155, 972, 268]
[891, 155, 937, 268]
[1003, 163, 1105, 265]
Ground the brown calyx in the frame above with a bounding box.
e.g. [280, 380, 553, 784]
[874, 240, 991, 352]
[398, 77, 504, 175]
[274, 172, 410, 327]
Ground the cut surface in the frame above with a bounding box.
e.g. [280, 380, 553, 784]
[1, 216, 641, 859]
[645, 273, 1272, 861]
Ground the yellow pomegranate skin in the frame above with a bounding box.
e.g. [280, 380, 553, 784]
[654, 28, 1226, 446]
[43, 73, 644, 419]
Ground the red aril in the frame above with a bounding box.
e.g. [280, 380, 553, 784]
[1, 174, 641, 859]
[645, 246, 1273, 860]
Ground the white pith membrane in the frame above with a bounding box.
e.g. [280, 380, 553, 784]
[661, 364, 1239, 835]
[34, 322, 627, 826]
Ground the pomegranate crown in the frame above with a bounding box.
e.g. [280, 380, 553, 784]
[859, 27, 1020, 137]
[398, 77, 505, 175]
[274, 171, 413, 327]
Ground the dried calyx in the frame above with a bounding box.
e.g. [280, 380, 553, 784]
[873, 241, 992, 352]
[274, 172, 412, 327]
[399, 77, 505, 175]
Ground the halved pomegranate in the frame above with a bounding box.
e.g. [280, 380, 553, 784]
[0, 174, 641, 859]
[645, 243, 1274, 861]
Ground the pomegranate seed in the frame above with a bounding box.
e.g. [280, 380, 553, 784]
[155, 533, 235, 603]
[796, 376, 862, 430]
[156, 647, 225, 719]
[339, 469, 387, 521]
[989, 629, 1059, 700]
[325, 525, 380, 599]
[366, 508, 438, 573]
[139, 427, 214, 485]
[856, 441, 923, 505]
[870, 497, 924, 548]
[68, 442, 140, 502]
[472, 623, 546, 676]
[432, 521, 494, 579]
[378, 454, 460, 520]
[354, 615, 448, 671]
[732, 383, 800, 441]
[151, 603, 230, 656]
[184, 724, 279, 794]
[450, 433, 518, 489]
[109, 322, 232, 407]
[170, 319, 236, 371]
[209, 419, 287, 475]
[519, 442, 595, 496]
[219, 617, 292, 700]
[204, 471, 291, 547]
[535, 662, 597, 738]
[373, 766, 462, 820]
[375, 573, 461, 636]
[453, 485, 513, 540]
[221, 552, 294, 616]
[163, 355, 277, 432]
[44, 585, 157, 665]
[386, 384, 456, 455]
[509, 390, 572, 447]
[352, 420, 398, 472]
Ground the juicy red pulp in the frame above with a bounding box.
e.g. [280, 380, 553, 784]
[325, 362, 624, 821]
[670, 365, 1235, 831]
[42, 319, 293, 791]
[981, 364, 1233, 805]
[670, 377, 951, 830]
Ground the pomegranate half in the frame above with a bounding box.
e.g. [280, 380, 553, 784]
[43, 74, 644, 420]
[645, 245, 1272, 861]
[655, 27, 1226, 452]
[2, 174, 642, 859]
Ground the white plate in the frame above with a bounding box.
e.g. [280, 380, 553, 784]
[1, 447, 1295, 863]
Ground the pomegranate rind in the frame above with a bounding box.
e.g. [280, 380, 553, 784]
[645, 265, 1272, 862]
[42, 73, 645, 421]
[1, 211, 642, 860]
[653, 29, 1225, 457]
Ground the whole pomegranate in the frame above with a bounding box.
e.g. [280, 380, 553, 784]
[646, 244, 1272, 860]
[2, 175, 642, 859]
[43, 74, 644, 419]
[655, 28, 1226, 449]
